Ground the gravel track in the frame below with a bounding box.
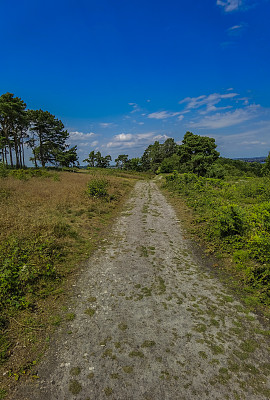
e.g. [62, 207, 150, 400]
[14, 180, 270, 399]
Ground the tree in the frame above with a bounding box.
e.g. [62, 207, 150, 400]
[0, 92, 28, 168]
[28, 109, 69, 167]
[83, 150, 111, 168]
[55, 146, 79, 168]
[141, 141, 163, 172]
[83, 150, 95, 167]
[115, 154, 129, 169]
[262, 152, 270, 176]
[178, 131, 219, 176]
[162, 138, 179, 159]
[127, 157, 142, 171]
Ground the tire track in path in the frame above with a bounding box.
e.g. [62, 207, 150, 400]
[14, 180, 270, 399]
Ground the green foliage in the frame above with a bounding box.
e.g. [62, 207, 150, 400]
[141, 138, 179, 172]
[164, 172, 270, 304]
[84, 151, 111, 168]
[87, 179, 109, 198]
[0, 162, 8, 178]
[217, 205, 246, 237]
[261, 151, 270, 176]
[0, 236, 60, 310]
[28, 109, 69, 168]
[178, 131, 220, 176]
[0, 168, 59, 180]
[0, 92, 28, 169]
[158, 154, 181, 173]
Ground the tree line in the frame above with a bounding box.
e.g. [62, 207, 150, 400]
[84, 133, 221, 176]
[1, 91, 267, 177]
[0, 92, 78, 168]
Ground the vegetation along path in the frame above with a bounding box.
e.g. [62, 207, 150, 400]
[14, 180, 270, 400]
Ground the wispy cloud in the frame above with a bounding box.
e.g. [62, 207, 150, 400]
[128, 102, 141, 113]
[217, 0, 243, 12]
[147, 111, 183, 120]
[180, 92, 238, 114]
[227, 23, 247, 36]
[217, 0, 256, 12]
[99, 123, 113, 128]
[190, 104, 260, 129]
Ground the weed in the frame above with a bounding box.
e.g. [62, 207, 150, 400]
[69, 380, 82, 395]
[65, 313, 75, 321]
[70, 366, 81, 376]
[129, 350, 144, 358]
[141, 340, 156, 348]
[118, 323, 128, 331]
[84, 308, 96, 317]
[122, 366, 133, 373]
[104, 387, 113, 396]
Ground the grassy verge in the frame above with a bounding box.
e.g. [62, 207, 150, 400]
[0, 168, 145, 397]
[161, 172, 270, 314]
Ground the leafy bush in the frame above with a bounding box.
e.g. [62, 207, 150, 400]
[217, 205, 246, 237]
[0, 162, 8, 178]
[87, 179, 108, 198]
[0, 236, 59, 310]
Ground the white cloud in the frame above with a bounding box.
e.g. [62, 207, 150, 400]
[180, 92, 238, 113]
[69, 131, 95, 141]
[99, 123, 113, 128]
[190, 104, 260, 129]
[137, 132, 155, 140]
[147, 111, 183, 120]
[114, 133, 133, 141]
[217, 0, 242, 12]
[105, 131, 171, 151]
[153, 134, 170, 141]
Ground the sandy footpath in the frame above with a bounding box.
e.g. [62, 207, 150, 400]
[13, 180, 270, 399]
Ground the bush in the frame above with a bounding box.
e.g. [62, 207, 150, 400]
[217, 205, 246, 237]
[0, 236, 59, 310]
[0, 162, 8, 178]
[87, 179, 108, 198]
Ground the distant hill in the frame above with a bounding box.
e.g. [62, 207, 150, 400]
[234, 157, 266, 163]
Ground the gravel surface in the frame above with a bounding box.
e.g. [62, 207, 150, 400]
[13, 180, 270, 399]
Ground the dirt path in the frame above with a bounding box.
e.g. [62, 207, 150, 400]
[14, 180, 270, 399]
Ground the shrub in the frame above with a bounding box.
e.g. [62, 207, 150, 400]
[87, 179, 108, 198]
[217, 205, 246, 237]
[0, 162, 8, 178]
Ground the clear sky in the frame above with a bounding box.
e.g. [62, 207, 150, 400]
[1, 0, 270, 163]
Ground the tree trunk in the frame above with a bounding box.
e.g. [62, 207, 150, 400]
[21, 139, 25, 168]
[8, 143, 14, 168]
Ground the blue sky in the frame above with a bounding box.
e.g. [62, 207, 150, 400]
[1, 0, 270, 163]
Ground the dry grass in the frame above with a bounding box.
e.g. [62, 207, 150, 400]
[0, 170, 139, 396]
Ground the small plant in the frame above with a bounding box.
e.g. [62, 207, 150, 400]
[87, 179, 108, 198]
